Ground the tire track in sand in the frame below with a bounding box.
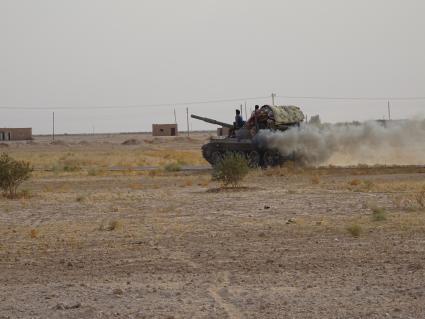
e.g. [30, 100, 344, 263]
[208, 271, 243, 319]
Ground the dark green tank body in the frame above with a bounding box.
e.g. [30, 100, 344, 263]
[201, 133, 295, 168]
[192, 105, 304, 167]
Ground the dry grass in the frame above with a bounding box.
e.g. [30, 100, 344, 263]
[87, 167, 105, 176]
[76, 195, 86, 203]
[182, 179, 193, 187]
[7, 147, 205, 173]
[311, 175, 321, 185]
[349, 179, 361, 186]
[415, 188, 425, 208]
[196, 177, 210, 187]
[30, 229, 38, 239]
[346, 224, 362, 237]
[392, 191, 425, 212]
[148, 169, 162, 177]
[344, 179, 425, 195]
[128, 183, 144, 190]
[262, 162, 306, 176]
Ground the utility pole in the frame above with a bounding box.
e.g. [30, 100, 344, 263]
[244, 101, 247, 120]
[240, 104, 243, 119]
[174, 108, 177, 124]
[387, 100, 391, 121]
[52, 112, 55, 141]
[186, 107, 189, 136]
[271, 93, 276, 106]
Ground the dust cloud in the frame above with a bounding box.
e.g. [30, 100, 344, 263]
[255, 120, 425, 166]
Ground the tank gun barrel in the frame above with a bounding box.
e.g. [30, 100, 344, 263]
[190, 114, 234, 129]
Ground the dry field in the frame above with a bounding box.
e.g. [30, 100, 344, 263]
[1, 133, 425, 319]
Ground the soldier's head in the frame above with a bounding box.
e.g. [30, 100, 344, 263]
[255, 105, 259, 110]
[236, 109, 241, 115]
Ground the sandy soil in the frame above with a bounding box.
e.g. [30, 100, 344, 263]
[1, 133, 425, 319]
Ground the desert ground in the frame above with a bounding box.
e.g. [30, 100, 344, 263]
[1, 132, 425, 319]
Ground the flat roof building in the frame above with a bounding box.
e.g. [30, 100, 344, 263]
[0, 128, 32, 141]
[152, 124, 178, 137]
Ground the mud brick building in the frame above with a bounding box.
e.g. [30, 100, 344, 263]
[152, 124, 178, 136]
[0, 128, 32, 141]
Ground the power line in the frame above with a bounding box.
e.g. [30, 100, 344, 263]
[277, 95, 425, 101]
[0, 95, 269, 110]
[1, 94, 424, 111]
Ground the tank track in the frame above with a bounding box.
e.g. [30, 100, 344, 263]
[202, 142, 290, 168]
[201, 143, 216, 166]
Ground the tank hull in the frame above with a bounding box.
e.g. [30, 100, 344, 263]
[202, 137, 294, 168]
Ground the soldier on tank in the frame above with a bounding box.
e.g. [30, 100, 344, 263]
[234, 109, 245, 129]
[251, 105, 260, 117]
[247, 105, 261, 136]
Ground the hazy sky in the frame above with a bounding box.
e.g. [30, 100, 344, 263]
[1, 0, 424, 134]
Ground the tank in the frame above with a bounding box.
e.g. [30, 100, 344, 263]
[192, 105, 305, 167]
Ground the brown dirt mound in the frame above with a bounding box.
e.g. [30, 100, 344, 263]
[122, 139, 141, 145]
[50, 140, 68, 146]
[148, 138, 167, 144]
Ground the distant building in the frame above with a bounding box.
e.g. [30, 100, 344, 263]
[152, 124, 178, 136]
[0, 128, 32, 141]
[217, 127, 230, 137]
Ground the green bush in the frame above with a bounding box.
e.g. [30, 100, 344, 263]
[212, 152, 249, 187]
[371, 207, 387, 221]
[61, 158, 82, 172]
[0, 153, 33, 198]
[164, 162, 182, 172]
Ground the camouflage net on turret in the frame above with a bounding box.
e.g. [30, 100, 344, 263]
[265, 105, 305, 125]
[246, 105, 304, 135]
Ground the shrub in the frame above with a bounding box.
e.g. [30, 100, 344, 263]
[212, 152, 249, 187]
[0, 153, 33, 198]
[52, 158, 82, 173]
[415, 189, 425, 209]
[62, 158, 82, 172]
[87, 167, 104, 176]
[164, 162, 182, 172]
[363, 180, 375, 191]
[346, 224, 362, 237]
[371, 207, 387, 221]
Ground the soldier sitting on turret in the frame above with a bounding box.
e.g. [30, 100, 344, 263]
[234, 109, 245, 129]
[251, 105, 260, 117]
